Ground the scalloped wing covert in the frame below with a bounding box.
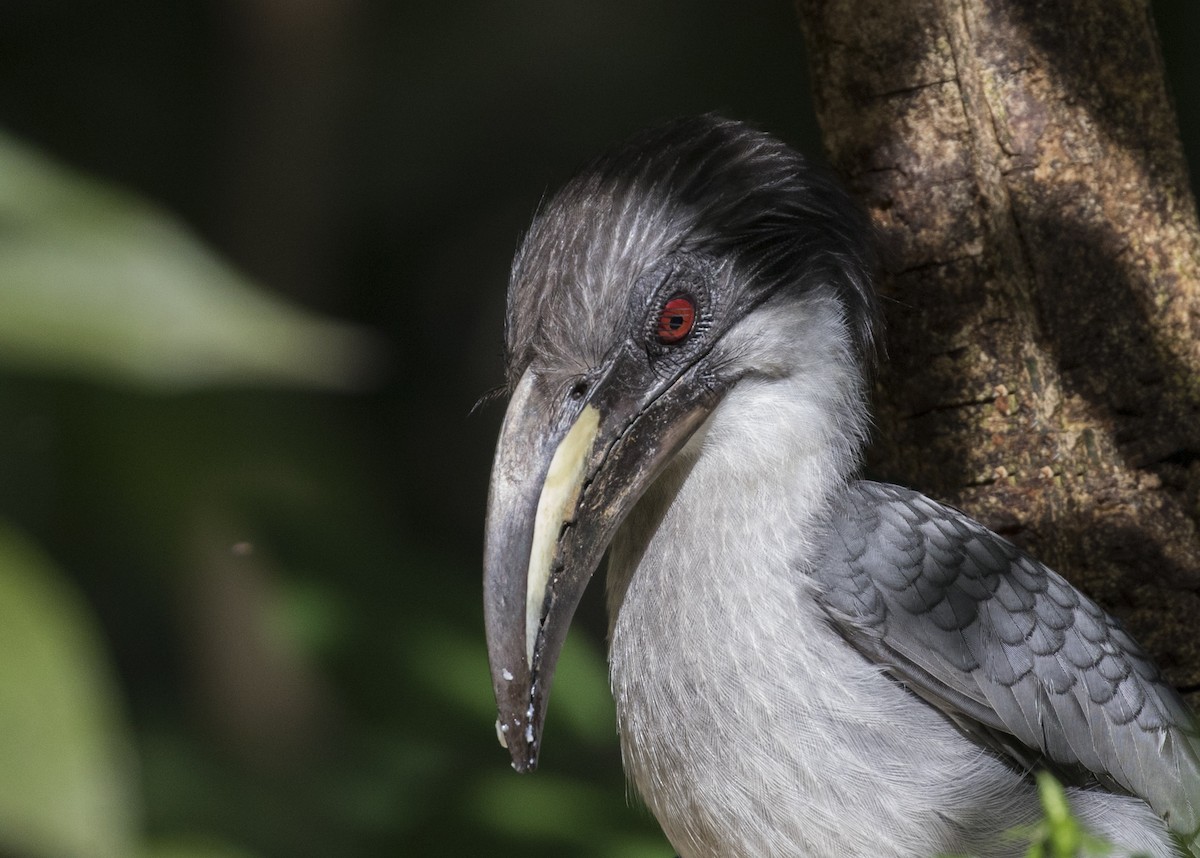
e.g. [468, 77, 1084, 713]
[816, 481, 1200, 849]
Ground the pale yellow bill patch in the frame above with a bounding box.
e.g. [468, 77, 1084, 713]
[525, 404, 600, 666]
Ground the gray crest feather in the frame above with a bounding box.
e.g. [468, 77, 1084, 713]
[504, 115, 880, 387]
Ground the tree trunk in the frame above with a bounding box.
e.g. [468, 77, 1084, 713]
[795, 0, 1200, 707]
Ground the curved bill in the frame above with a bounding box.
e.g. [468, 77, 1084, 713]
[483, 349, 720, 771]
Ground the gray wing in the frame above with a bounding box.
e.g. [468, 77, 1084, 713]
[815, 480, 1200, 845]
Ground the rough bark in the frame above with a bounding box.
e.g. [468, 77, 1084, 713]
[795, 0, 1200, 707]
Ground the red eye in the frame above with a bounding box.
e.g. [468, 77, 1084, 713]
[656, 296, 696, 344]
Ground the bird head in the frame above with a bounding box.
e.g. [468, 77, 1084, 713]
[483, 115, 879, 771]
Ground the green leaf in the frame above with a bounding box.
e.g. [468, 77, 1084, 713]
[1020, 772, 1114, 858]
[0, 523, 139, 858]
[0, 129, 382, 391]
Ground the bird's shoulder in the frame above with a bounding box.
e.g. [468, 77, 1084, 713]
[812, 480, 1200, 843]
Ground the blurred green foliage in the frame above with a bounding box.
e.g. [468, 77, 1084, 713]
[0, 132, 377, 390]
[0, 124, 660, 857]
[0, 523, 136, 858]
[0, 2, 1196, 857]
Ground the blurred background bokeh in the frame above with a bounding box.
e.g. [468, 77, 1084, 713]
[0, 3, 1196, 857]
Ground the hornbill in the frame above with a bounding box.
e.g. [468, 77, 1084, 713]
[481, 115, 1200, 858]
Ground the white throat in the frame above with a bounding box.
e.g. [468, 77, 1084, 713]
[603, 351, 870, 857]
[600, 297, 1043, 858]
[605, 294, 868, 626]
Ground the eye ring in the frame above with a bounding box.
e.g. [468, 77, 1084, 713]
[656, 295, 696, 345]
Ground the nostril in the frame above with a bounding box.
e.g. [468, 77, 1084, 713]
[570, 380, 588, 400]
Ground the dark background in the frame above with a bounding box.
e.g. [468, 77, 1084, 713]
[0, 2, 1195, 857]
